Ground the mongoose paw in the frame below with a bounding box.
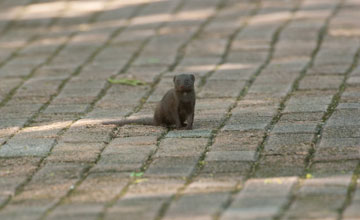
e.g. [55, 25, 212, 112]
[185, 126, 193, 130]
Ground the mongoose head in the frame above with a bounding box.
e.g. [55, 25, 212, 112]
[174, 74, 195, 92]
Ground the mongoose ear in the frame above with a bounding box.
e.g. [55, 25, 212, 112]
[190, 74, 195, 81]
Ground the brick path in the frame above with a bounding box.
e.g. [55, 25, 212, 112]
[0, 0, 360, 219]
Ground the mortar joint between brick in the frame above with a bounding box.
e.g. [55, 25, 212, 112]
[110, 0, 189, 115]
[97, 181, 134, 220]
[272, 178, 304, 220]
[305, 41, 360, 172]
[197, 0, 262, 94]
[252, 1, 350, 218]
[213, 181, 244, 220]
[337, 161, 360, 220]
[133, 1, 238, 219]
[0, 0, 135, 212]
[157, 1, 303, 219]
[167, 0, 229, 73]
[234, 0, 304, 179]
[0, 0, 70, 70]
[88, 1, 194, 218]
[213, 0, 341, 218]
[0, 0, 40, 35]
[30, 2, 157, 219]
[39, 163, 94, 220]
[0, 2, 75, 111]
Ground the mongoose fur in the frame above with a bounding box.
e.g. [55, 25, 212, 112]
[102, 74, 196, 130]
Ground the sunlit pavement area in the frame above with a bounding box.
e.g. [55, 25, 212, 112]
[0, 0, 360, 219]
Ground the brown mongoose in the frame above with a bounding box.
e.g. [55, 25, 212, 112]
[103, 74, 196, 129]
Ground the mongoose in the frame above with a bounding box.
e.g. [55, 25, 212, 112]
[103, 74, 196, 130]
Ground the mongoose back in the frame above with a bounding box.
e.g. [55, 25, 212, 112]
[103, 74, 196, 129]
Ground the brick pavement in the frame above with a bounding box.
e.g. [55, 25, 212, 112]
[0, 0, 360, 219]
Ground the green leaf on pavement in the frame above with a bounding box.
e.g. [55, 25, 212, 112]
[306, 173, 313, 179]
[108, 78, 147, 86]
[134, 178, 148, 184]
[130, 172, 144, 178]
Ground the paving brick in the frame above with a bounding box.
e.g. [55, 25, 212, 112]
[201, 161, 251, 176]
[145, 157, 198, 178]
[185, 177, 239, 193]
[231, 103, 279, 117]
[30, 162, 86, 184]
[0, 104, 43, 118]
[46, 172, 129, 220]
[308, 64, 350, 75]
[343, 185, 360, 220]
[326, 109, 360, 126]
[106, 195, 167, 220]
[111, 136, 158, 145]
[310, 161, 358, 177]
[322, 125, 360, 138]
[0, 137, 55, 157]
[222, 122, 268, 132]
[127, 177, 185, 196]
[163, 192, 229, 220]
[264, 133, 314, 155]
[284, 175, 352, 219]
[0, 157, 41, 196]
[19, 123, 69, 139]
[0, 126, 20, 139]
[227, 115, 273, 126]
[155, 138, 207, 158]
[314, 137, 360, 161]
[255, 155, 306, 177]
[196, 98, 234, 111]
[347, 76, 360, 86]
[166, 129, 212, 138]
[206, 151, 257, 162]
[92, 143, 156, 173]
[338, 103, 360, 110]
[46, 204, 103, 220]
[0, 195, 9, 207]
[106, 178, 185, 220]
[280, 112, 324, 122]
[298, 75, 343, 90]
[209, 64, 255, 81]
[283, 95, 333, 113]
[248, 82, 292, 98]
[1, 163, 88, 219]
[43, 104, 89, 114]
[31, 113, 79, 125]
[212, 131, 264, 152]
[0, 0, 359, 218]
[198, 79, 246, 98]
[102, 143, 156, 163]
[46, 142, 103, 163]
[60, 124, 113, 143]
[343, 201, 360, 220]
[223, 112, 274, 132]
[223, 177, 298, 220]
[0, 204, 50, 220]
[0, 77, 22, 98]
[272, 122, 318, 134]
[341, 88, 360, 103]
[116, 116, 157, 132]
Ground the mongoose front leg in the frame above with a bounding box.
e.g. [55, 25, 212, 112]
[170, 108, 182, 129]
[185, 112, 194, 130]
